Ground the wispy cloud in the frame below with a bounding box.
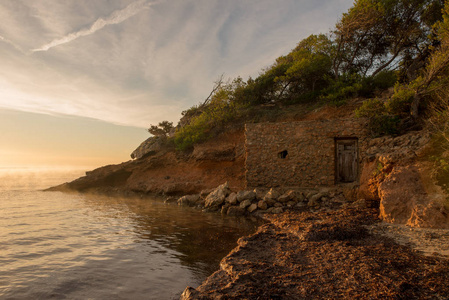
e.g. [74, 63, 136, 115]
[32, 0, 154, 52]
[0, 0, 355, 129]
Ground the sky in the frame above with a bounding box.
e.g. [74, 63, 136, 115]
[0, 0, 354, 168]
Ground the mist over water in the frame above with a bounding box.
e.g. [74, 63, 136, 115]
[0, 168, 260, 299]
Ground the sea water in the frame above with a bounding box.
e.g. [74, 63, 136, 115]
[0, 168, 259, 299]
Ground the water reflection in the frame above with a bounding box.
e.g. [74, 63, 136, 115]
[80, 193, 262, 278]
[0, 169, 262, 300]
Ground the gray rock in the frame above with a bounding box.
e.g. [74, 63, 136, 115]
[226, 192, 238, 205]
[258, 200, 268, 210]
[274, 202, 283, 208]
[264, 197, 277, 206]
[287, 201, 296, 207]
[272, 207, 283, 214]
[295, 202, 307, 208]
[227, 206, 245, 216]
[309, 193, 324, 204]
[308, 193, 323, 207]
[278, 190, 297, 203]
[265, 207, 275, 214]
[298, 192, 306, 202]
[306, 191, 317, 199]
[264, 188, 281, 200]
[248, 204, 258, 213]
[253, 188, 266, 200]
[240, 199, 252, 209]
[177, 194, 200, 207]
[236, 190, 256, 202]
[130, 136, 165, 159]
[180, 287, 199, 300]
[204, 182, 230, 211]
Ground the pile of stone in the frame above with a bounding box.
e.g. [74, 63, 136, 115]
[176, 182, 350, 216]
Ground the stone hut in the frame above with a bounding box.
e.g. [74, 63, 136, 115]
[244, 119, 369, 189]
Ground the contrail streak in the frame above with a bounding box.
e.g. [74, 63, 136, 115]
[32, 0, 153, 52]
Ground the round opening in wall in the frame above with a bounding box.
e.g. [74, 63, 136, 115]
[278, 150, 288, 159]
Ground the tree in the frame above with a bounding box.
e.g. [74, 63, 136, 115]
[332, 0, 443, 79]
[274, 34, 333, 102]
[148, 121, 174, 137]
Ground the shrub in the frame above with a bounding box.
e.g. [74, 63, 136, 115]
[359, 70, 398, 97]
[174, 96, 241, 151]
[355, 98, 400, 136]
[320, 74, 362, 106]
[386, 83, 415, 116]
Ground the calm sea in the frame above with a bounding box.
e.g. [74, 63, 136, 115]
[0, 168, 259, 299]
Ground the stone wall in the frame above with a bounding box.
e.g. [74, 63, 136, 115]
[245, 119, 369, 188]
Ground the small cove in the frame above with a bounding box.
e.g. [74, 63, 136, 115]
[0, 168, 261, 299]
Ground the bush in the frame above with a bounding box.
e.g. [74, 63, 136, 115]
[174, 96, 241, 151]
[320, 74, 362, 106]
[359, 70, 398, 97]
[386, 83, 415, 116]
[355, 98, 400, 136]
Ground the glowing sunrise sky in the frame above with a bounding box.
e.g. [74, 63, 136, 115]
[0, 0, 353, 168]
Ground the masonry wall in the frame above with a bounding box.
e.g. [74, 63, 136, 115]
[245, 119, 369, 188]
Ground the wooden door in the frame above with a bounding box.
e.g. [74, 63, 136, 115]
[336, 139, 358, 183]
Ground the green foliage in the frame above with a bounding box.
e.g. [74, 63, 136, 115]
[385, 83, 415, 116]
[148, 121, 174, 137]
[371, 70, 398, 90]
[320, 74, 362, 106]
[273, 34, 333, 103]
[333, 0, 442, 78]
[426, 134, 449, 196]
[174, 84, 242, 151]
[355, 98, 400, 136]
[156, 0, 447, 151]
[174, 116, 210, 151]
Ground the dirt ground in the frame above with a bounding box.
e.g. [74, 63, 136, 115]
[181, 208, 449, 299]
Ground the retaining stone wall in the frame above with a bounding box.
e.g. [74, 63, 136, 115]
[245, 119, 369, 188]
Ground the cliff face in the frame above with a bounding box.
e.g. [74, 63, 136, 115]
[52, 129, 246, 196]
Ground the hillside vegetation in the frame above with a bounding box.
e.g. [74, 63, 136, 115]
[146, 0, 449, 191]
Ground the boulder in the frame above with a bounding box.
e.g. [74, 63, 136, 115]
[253, 188, 266, 200]
[297, 192, 306, 202]
[236, 190, 256, 202]
[278, 190, 297, 203]
[227, 206, 245, 216]
[204, 182, 230, 211]
[180, 287, 199, 300]
[177, 194, 200, 207]
[306, 191, 317, 200]
[258, 200, 268, 210]
[309, 193, 324, 204]
[378, 164, 449, 228]
[248, 204, 258, 213]
[226, 192, 238, 205]
[272, 207, 283, 214]
[286, 201, 296, 207]
[130, 136, 165, 159]
[264, 188, 281, 200]
[264, 197, 277, 206]
[240, 199, 252, 209]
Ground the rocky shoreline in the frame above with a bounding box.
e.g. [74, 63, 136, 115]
[169, 181, 364, 217]
[180, 207, 449, 299]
